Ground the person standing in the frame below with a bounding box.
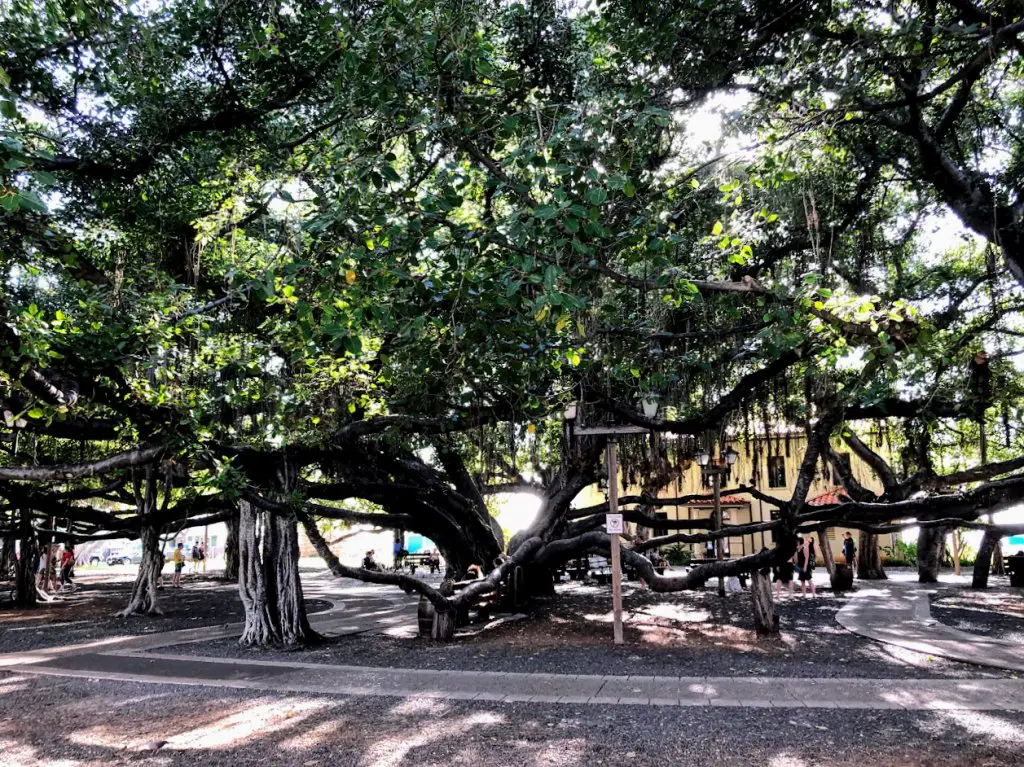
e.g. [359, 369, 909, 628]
[774, 549, 795, 599]
[842, 532, 857, 576]
[59, 542, 75, 591]
[190, 542, 201, 574]
[797, 536, 816, 596]
[171, 542, 185, 587]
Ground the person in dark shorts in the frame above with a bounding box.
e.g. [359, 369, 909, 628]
[774, 548, 795, 599]
[171, 542, 185, 587]
[797, 536, 816, 596]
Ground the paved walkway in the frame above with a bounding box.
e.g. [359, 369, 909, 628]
[5, 572, 1024, 709]
[835, 578, 1024, 672]
[10, 648, 1024, 710]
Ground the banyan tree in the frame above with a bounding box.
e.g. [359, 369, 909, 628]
[2, 0, 1024, 643]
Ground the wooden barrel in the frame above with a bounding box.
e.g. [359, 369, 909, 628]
[831, 564, 854, 592]
[417, 594, 435, 636]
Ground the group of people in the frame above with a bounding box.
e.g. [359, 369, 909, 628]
[771, 532, 859, 599]
[773, 535, 819, 599]
[167, 540, 206, 587]
[362, 548, 442, 574]
[37, 542, 77, 592]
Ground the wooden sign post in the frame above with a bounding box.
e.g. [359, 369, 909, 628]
[607, 440, 624, 645]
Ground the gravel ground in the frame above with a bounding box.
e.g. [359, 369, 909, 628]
[164, 582, 1016, 679]
[932, 589, 1024, 644]
[0, 575, 330, 654]
[1, 672, 1021, 766]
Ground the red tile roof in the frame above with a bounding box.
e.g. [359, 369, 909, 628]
[808, 488, 851, 506]
[689, 495, 749, 505]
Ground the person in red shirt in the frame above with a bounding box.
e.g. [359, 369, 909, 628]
[59, 543, 75, 589]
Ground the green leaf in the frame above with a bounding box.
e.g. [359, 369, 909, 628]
[533, 205, 559, 219]
[711, 221, 724, 236]
[27, 408, 44, 419]
[623, 181, 635, 198]
[585, 187, 607, 205]
[16, 191, 46, 213]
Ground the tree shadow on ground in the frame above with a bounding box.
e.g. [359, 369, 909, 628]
[177, 582, 1015, 680]
[0, 577, 329, 653]
[0, 673, 1021, 767]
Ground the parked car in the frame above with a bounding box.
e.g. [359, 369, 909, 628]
[105, 551, 139, 566]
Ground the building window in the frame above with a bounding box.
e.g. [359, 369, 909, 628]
[768, 456, 786, 488]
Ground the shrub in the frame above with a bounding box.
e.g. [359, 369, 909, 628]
[882, 540, 918, 567]
[663, 544, 692, 566]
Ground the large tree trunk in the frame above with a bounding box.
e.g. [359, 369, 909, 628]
[972, 529, 1000, 589]
[271, 512, 315, 646]
[993, 540, 1005, 575]
[857, 531, 887, 580]
[818, 530, 836, 577]
[749, 569, 778, 635]
[14, 508, 38, 608]
[223, 510, 239, 581]
[1, 522, 16, 579]
[117, 524, 164, 616]
[917, 526, 946, 584]
[237, 498, 317, 648]
[238, 499, 279, 646]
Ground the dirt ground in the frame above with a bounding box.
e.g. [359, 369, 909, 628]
[0, 573, 329, 653]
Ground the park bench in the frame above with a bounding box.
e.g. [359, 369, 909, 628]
[1004, 554, 1024, 587]
[403, 553, 440, 575]
[556, 556, 590, 581]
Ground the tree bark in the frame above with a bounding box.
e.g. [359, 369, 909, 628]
[271, 512, 315, 646]
[818, 530, 836, 577]
[117, 523, 164, 616]
[993, 540, 1005, 575]
[238, 499, 279, 646]
[14, 507, 38, 608]
[223, 509, 239, 581]
[917, 525, 947, 584]
[431, 608, 456, 641]
[237, 498, 317, 647]
[857, 531, 887, 580]
[972, 529, 1000, 589]
[1, 529, 15, 580]
[749, 569, 778, 635]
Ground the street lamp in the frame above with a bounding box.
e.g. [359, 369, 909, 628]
[699, 444, 739, 597]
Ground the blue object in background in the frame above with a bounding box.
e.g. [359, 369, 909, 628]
[1007, 535, 1024, 547]
[406, 534, 432, 554]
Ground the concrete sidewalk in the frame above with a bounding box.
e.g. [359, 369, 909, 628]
[6, 573, 1024, 710]
[836, 580, 1024, 672]
[13, 648, 1024, 710]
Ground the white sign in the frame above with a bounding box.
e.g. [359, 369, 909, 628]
[605, 514, 624, 535]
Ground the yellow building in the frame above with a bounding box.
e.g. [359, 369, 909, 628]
[579, 433, 898, 562]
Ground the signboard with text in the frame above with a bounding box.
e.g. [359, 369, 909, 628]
[605, 513, 624, 535]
